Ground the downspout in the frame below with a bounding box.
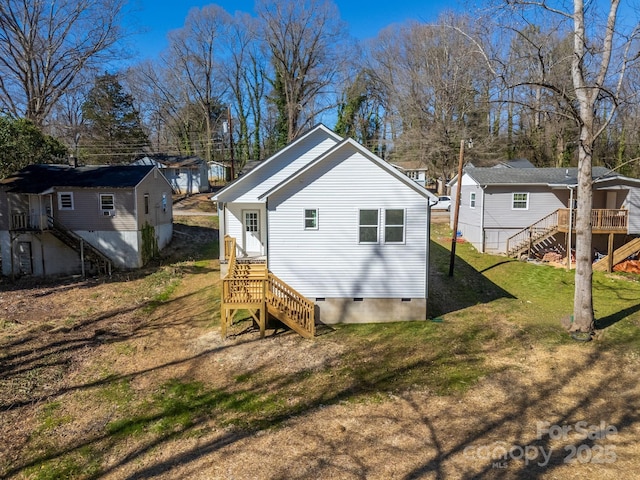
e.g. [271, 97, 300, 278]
[567, 186, 575, 270]
[480, 186, 486, 252]
[425, 198, 431, 320]
[264, 198, 269, 269]
[217, 201, 226, 262]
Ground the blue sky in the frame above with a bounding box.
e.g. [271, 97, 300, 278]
[132, 0, 461, 60]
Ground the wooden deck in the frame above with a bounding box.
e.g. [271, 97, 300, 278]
[556, 209, 628, 234]
[220, 236, 315, 339]
[507, 208, 628, 258]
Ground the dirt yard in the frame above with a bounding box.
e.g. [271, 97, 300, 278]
[1, 212, 639, 479]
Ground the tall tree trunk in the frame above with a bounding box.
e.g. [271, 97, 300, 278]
[572, 121, 595, 332]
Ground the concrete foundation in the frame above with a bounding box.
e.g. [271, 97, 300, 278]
[314, 297, 427, 324]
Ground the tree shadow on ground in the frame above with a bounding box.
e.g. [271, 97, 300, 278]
[428, 240, 515, 317]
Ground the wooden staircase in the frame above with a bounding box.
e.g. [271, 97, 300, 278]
[221, 236, 315, 339]
[506, 210, 560, 258]
[47, 215, 113, 275]
[593, 237, 640, 271]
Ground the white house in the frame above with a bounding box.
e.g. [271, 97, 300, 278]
[213, 124, 437, 325]
[133, 154, 209, 194]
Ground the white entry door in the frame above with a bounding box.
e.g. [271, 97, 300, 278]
[243, 210, 262, 255]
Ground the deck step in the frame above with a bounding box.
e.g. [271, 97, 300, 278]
[593, 237, 640, 271]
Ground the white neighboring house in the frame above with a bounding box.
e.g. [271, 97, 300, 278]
[133, 154, 209, 194]
[213, 124, 437, 324]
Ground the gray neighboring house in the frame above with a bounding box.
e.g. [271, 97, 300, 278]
[449, 164, 640, 262]
[134, 154, 209, 194]
[0, 164, 173, 277]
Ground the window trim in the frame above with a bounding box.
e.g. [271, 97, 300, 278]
[100, 193, 115, 216]
[358, 209, 379, 244]
[512, 192, 529, 210]
[384, 208, 405, 244]
[144, 194, 150, 215]
[470, 192, 476, 209]
[58, 192, 74, 210]
[304, 208, 318, 230]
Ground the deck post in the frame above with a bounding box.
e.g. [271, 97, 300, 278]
[607, 233, 614, 273]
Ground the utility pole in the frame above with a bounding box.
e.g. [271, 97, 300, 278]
[449, 139, 469, 277]
[228, 105, 235, 180]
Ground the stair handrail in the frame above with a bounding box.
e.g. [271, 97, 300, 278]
[506, 209, 559, 255]
[266, 273, 315, 336]
[47, 214, 113, 272]
[224, 235, 237, 278]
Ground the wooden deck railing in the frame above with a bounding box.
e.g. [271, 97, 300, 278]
[267, 273, 315, 337]
[506, 210, 559, 256]
[10, 213, 48, 231]
[557, 208, 628, 232]
[221, 235, 315, 338]
[224, 234, 236, 266]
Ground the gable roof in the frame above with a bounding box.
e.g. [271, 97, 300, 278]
[461, 166, 629, 187]
[495, 158, 536, 169]
[0, 164, 158, 194]
[213, 124, 343, 202]
[259, 137, 436, 201]
[135, 154, 205, 168]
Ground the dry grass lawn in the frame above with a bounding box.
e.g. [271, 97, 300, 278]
[1, 215, 639, 479]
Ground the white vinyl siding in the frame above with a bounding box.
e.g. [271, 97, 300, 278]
[220, 130, 340, 203]
[267, 149, 428, 299]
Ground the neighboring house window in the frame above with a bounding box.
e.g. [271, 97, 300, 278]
[359, 209, 379, 243]
[304, 208, 318, 230]
[144, 194, 150, 215]
[512, 193, 529, 210]
[470, 192, 476, 208]
[100, 194, 115, 216]
[58, 192, 74, 210]
[384, 209, 405, 243]
[162, 193, 167, 212]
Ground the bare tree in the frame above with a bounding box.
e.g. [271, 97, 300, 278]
[256, 0, 347, 147]
[503, 0, 640, 334]
[0, 0, 128, 127]
[166, 5, 232, 162]
[365, 17, 496, 180]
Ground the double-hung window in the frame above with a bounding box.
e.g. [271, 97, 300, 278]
[100, 194, 115, 216]
[384, 209, 405, 243]
[304, 208, 318, 230]
[470, 192, 476, 209]
[359, 209, 379, 243]
[512, 193, 529, 210]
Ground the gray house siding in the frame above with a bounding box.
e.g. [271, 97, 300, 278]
[454, 182, 485, 251]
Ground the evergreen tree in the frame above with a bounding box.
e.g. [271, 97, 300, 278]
[82, 73, 149, 164]
[0, 117, 67, 178]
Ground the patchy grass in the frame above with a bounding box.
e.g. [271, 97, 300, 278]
[2, 217, 640, 478]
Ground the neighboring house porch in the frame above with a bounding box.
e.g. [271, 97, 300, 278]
[505, 208, 639, 271]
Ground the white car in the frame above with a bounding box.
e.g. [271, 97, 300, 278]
[431, 195, 451, 211]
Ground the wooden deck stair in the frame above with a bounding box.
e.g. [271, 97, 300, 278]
[47, 215, 113, 275]
[593, 237, 640, 271]
[221, 236, 315, 339]
[506, 210, 560, 258]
